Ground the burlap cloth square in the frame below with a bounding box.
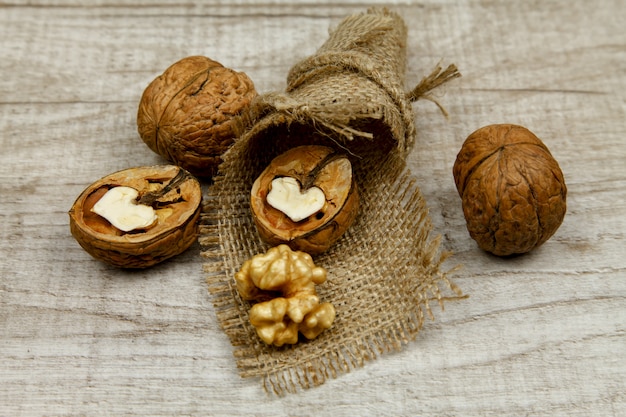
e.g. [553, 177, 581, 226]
[199, 7, 463, 395]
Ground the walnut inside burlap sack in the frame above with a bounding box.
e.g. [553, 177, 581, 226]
[200, 7, 463, 394]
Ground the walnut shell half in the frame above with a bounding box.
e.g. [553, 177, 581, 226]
[250, 145, 359, 255]
[69, 165, 202, 268]
[453, 124, 567, 256]
[137, 56, 257, 178]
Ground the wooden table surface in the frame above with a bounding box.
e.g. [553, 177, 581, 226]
[1, 1, 624, 415]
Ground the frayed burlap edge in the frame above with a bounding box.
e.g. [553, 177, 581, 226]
[199, 146, 465, 396]
[198, 7, 464, 395]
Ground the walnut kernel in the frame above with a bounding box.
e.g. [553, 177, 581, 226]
[234, 245, 335, 346]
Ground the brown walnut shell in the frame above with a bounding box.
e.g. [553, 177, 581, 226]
[453, 124, 567, 256]
[69, 165, 202, 268]
[137, 56, 257, 178]
[250, 145, 359, 255]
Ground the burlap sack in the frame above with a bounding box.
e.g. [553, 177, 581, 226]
[199, 7, 463, 395]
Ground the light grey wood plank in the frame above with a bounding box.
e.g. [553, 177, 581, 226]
[1, 1, 624, 416]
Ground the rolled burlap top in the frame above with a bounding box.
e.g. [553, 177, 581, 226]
[199, 7, 463, 395]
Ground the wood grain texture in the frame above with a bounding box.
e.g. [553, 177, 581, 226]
[1, 1, 624, 416]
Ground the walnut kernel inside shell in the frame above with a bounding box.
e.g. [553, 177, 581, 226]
[250, 145, 359, 255]
[69, 165, 202, 268]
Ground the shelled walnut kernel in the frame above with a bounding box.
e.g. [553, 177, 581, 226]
[234, 245, 335, 346]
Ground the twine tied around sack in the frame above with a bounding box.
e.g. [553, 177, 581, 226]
[199, 7, 464, 395]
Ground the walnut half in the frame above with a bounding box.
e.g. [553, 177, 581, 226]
[453, 124, 567, 256]
[69, 165, 202, 268]
[250, 145, 359, 255]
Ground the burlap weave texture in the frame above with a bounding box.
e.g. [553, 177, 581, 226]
[199, 7, 462, 394]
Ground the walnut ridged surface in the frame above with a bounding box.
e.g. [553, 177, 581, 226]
[453, 124, 567, 256]
[137, 56, 257, 178]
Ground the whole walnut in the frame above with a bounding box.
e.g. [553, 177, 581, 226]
[137, 56, 257, 178]
[453, 124, 567, 256]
